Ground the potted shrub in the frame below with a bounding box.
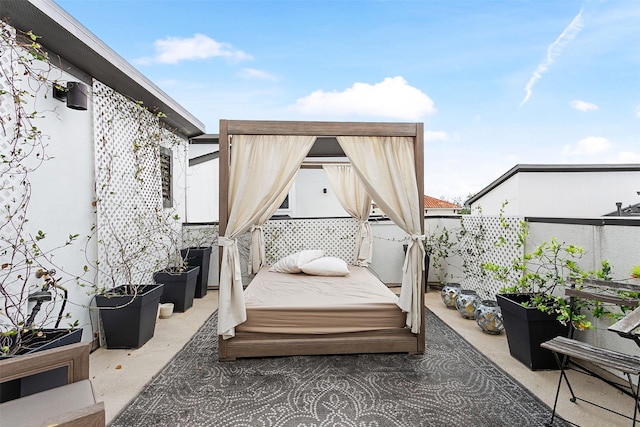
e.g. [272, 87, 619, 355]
[485, 237, 610, 370]
[1, 269, 83, 401]
[153, 267, 199, 312]
[95, 283, 164, 349]
[89, 186, 167, 349]
[0, 25, 86, 399]
[180, 225, 218, 298]
[180, 247, 211, 298]
[89, 202, 167, 349]
[152, 215, 200, 312]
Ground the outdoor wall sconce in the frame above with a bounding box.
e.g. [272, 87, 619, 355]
[52, 81, 88, 110]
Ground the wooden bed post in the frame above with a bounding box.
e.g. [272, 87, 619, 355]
[218, 119, 229, 360]
[415, 122, 425, 353]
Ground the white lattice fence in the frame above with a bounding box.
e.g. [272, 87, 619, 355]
[0, 42, 19, 246]
[459, 215, 524, 299]
[93, 81, 187, 289]
[263, 218, 359, 265]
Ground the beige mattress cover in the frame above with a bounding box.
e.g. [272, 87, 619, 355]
[237, 266, 405, 334]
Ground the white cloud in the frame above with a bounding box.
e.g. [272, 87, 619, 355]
[635, 105, 640, 118]
[570, 100, 598, 112]
[562, 136, 611, 155]
[616, 151, 640, 162]
[137, 33, 251, 65]
[291, 76, 436, 120]
[520, 10, 584, 107]
[424, 130, 449, 142]
[239, 68, 277, 80]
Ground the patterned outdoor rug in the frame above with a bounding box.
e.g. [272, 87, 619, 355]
[110, 309, 567, 426]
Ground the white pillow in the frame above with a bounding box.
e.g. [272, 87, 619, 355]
[269, 249, 325, 273]
[301, 257, 350, 276]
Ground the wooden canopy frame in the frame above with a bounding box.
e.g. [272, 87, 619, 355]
[218, 119, 425, 360]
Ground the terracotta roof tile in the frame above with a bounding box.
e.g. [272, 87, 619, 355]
[424, 195, 460, 209]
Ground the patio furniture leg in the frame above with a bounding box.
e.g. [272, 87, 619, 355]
[546, 353, 576, 426]
[627, 373, 639, 427]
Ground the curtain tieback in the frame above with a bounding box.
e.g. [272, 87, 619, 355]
[218, 236, 237, 247]
[403, 234, 426, 272]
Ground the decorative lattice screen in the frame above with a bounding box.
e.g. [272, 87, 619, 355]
[263, 218, 359, 265]
[93, 80, 187, 289]
[0, 44, 19, 247]
[458, 215, 524, 299]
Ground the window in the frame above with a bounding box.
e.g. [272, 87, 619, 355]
[160, 147, 172, 208]
[279, 195, 289, 210]
[275, 185, 295, 216]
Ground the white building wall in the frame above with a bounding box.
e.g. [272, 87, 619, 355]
[186, 159, 219, 222]
[518, 172, 639, 217]
[470, 174, 521, 215]
[291, 169, 348, 218]
[17, 71, 96, 342]
[471, 170, 640, 217]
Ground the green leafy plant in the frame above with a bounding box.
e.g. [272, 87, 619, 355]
[0, 22, 84, 355]
[82, 81, 187, 296]
[483, 234, 632, 330]
[631, 265, 640, 279]
[423, 226, 456, 285]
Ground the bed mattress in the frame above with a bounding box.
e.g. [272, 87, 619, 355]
[237, 266, 405, 334]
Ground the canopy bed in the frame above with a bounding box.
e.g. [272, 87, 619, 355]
[217, 120, 425, 361]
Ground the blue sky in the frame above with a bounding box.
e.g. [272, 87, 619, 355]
[55, 0, 639, 202]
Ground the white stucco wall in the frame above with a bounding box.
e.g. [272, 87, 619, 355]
[471, 169, 640, 217]
[20, 72, 97, 343]
[186, 159, 219, 222]
[470, 174, 521, 215]
[519, 172, 639, 217]
[290, 169, 348, 218]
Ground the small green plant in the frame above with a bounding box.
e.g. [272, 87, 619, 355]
[631, 265, 640, 279]
[483, 235, 635, 331]
[424, 226, 456, 284]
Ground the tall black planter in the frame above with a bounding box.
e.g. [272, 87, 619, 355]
[496, 293, 570, 370]
[0, 328, 83, 402]
[181, 247, 212, 298]
[96, 283, 164, 349]
[154, 266, 200, 312]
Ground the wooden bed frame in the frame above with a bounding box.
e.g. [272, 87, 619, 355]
[218, 120, 425, 361]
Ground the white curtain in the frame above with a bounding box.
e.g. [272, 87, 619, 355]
[323, 164, 373, 266]
[337, 136, 425, 333]
[219, 134, 317, 339]
[248, 180, 292, 275]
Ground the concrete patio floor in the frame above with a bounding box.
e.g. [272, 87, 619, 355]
[89, 289, 637, 426]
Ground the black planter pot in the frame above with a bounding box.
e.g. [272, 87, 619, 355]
[181, 247, 212, 298]
[154, 266, 200, 312]
[496, 293, 570, 370]
[0, 328, 83, 402]
[96, 283, 164, 349]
